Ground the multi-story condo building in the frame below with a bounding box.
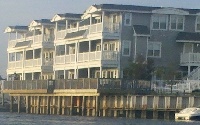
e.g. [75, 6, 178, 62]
[5, 4, 200, 80]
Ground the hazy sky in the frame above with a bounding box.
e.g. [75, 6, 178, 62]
[0, 0, 200, 78]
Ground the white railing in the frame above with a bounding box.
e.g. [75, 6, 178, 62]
[103, 22, 119, 33]
[66, 28, 77, 33]
[24, 58, 41, 67]
[102, 51, 118, 60]
[8, 36, 33, 48]
[56, 30, 66, 40]
[8, 62, 15, 69]
[55, 55, 65, 64]
[180, 53, 200, 64]
[65, 54, 75, 64]
[89, 23, 102, 34]
[89, 51, 101, 61]
[16, 61, 22, 68]
[34, 35, 42, 43]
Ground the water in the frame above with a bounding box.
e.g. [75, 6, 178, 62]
[0, 112, 199, 125]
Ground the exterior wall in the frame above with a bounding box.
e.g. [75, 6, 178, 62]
[184, 15, 196, 32]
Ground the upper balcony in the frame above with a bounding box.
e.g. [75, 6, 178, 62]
[180, 53, 200, 66]
[55, 22, 120, 41]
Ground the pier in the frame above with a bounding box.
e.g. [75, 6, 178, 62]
[1, 79, 200, 119]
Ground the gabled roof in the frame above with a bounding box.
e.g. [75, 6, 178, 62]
[30, 19, 54, 27]
[4, 26, 28, 33]
[65, 30, 87, 39]
[15, 41, 31, 48]
[51, 13, 82, 22]
[176, 32, 200, 42]
[133, 25, 150, 36]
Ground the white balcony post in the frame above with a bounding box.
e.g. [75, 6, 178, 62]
[100, 67, 102, 78]
[102, 11, 105, 32]
[42, 25, 44, 42]
[101, 38, 103, 60]
[89, 40, 91, 61]
[77, 22, 79, 31]
[90, 14, 92, 25]
[66, 20, 68, 34]
[33, 28, 35, 43]
[55, 22, 58, 40]
[16, 31, 18, 40]
[41, 48, 44, 66]
[88, 68, 90, 78]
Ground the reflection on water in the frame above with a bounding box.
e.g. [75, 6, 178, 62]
[0, 112, 199, 125]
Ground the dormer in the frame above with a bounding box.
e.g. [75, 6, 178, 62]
[51, 13, 81, 22]
[29, 19, 54, 31]
[4, 26, 28, 33]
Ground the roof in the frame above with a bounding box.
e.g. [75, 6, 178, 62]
[33, 19, 53, 24]
[4, 26, 28, 33]
[65, 30, 87, 39]
[93, 4, 200, 14]
[133, 25, 150, 36]
[176, 32, 200, 41]
[57, 13, 82, 19]
[15, 41, 31, 48]
[79, 18, 90, 27]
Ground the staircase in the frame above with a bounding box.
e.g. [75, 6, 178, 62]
[187, 67, 200, 80]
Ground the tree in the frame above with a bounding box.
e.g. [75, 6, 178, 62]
[123, 54, 154, 88]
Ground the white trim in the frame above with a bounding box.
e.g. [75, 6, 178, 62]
[122, 40, 131, 56]
[124, 13, 132, 26]
[176, 40, 200, 43]
[169, 15, 185, 31]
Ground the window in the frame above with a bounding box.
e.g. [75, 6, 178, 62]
[103, 44, 108, 51]
[170, 15, 184, 31]
[96, 44, 101, 51]
[109, 43, 115, 51]
[124, 13, 132, 26]
[112, 14, 117, 23]
[152, 15, 168, 30]
[148, 42, 161, 57]
[122, 40, 131, 56]
[196, 16, 200, 32]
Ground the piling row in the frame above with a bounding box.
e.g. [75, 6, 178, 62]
[8, 94, 200, 119]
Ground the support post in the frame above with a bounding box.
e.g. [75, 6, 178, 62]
[47, 96, 50, 115]
[18, 96, 21, 113]
[37, 96, 40, 114]
[26, 96, 29, 113]
[10, 96, 13, 112]
[57, 96, 61, 115]
[82, 96, 85, 116]
[96, 96, 99, 117]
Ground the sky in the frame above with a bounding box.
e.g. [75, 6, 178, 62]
[0, 0, 200, 78]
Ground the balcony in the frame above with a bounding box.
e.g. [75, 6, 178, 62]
[54, 51, 118, 66]
[54, 22, 120, 41]
[180, 53, 200, 66]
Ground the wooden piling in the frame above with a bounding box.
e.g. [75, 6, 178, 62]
[10, 96, 13, 112]
[17, 96, 21, 113]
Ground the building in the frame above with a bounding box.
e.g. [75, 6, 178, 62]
[5, 4, 200, 80]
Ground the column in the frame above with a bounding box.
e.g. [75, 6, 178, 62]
[18, 96, 21, 113]
[26, 96, 30, 114]
[37, 96, 40, 114]
[57, 96, 61, 115]
[88, 68, 90, 78]
[10, 96, 13, 112]
[55, 22, 58, 40]
[82, 96, 85, 116]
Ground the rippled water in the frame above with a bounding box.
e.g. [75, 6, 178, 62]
[0, 112, 200, 125]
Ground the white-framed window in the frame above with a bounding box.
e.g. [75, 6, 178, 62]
[103, 43, 108, 51]
[151, 14, 168, 30]
[112, 14, 117, 23]
[96, 44, 101, 51]
[196, 16, 200, 32]
[122, 40, 131, 56]
[109, 43, 116, 51]
[148, 42, 161, 58]
[170, 15, 184, 31]
[124, 13, 132, 26]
